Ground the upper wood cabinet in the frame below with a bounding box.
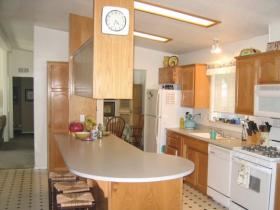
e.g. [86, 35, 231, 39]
[159, 67, 181, 84]
[257, 51, 280, 84]
[69, 14, 93, 56]
[180, 64, 209, 108]
[235, 56, 256, 115]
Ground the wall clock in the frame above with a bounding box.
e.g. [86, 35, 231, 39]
[102, 6, 129, 35]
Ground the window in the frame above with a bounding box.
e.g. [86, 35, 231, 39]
[207, 64, 236, 116]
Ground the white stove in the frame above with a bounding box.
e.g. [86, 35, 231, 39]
[230, 127, 280, 210]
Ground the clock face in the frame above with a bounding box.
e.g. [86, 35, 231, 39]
[105, 10, 127, 32]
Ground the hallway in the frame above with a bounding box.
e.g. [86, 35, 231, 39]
[0, 134, 34, 169]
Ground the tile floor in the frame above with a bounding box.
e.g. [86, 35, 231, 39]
[0, 169, 48, 210]
[0, 169, 227, 210]
[183, 184, 227, 210]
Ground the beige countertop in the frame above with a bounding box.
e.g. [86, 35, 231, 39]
[167, 127, 249, 150]
[55, 134, 194, 183]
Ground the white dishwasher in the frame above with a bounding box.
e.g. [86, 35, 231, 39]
[207, 144, 232, 208]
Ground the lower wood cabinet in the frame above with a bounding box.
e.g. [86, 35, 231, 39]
[183, 136, 208, 194]
[166, 130, 208, 194]
[166, 131, 183, 157]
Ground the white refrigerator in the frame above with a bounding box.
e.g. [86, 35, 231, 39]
[144, 89, 191, 153]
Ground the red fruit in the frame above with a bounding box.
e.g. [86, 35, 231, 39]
[69, 122, 84, 132]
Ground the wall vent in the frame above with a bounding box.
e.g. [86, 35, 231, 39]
[18, 67, 29, 73]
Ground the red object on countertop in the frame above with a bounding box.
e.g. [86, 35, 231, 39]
[69, 122, 84, 132]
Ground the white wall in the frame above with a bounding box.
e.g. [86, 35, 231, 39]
[134, 46, 174, 89]
[269, 22, 280, 42]
[180, 34, 268, 65]
[8, 49, 33, 77]
[33, 26, 69, 169]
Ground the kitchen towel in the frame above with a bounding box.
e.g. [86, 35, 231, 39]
[237, 161, 251, 188]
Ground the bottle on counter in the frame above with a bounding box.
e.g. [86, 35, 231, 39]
[97, 123, 103, 139]
[180, 117, 185, 129]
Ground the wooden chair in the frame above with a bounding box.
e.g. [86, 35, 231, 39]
[106, 116, 125, 138]
[131, 114, 144, 148]
[0, 115, 6, 148]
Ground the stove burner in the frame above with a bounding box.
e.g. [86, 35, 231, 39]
[241, 145, 280, 158]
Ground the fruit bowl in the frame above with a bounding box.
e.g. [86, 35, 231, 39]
[74, 131, 91, 140]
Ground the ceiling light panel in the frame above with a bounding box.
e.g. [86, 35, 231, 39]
[134, 1, 220, 27]
[134, 31, 171, 42]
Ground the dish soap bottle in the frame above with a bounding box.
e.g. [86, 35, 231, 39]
[180, 117, 185, 129]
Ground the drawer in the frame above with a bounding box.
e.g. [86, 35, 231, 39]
[183, 136, 208, 153]
[167, 136, 178, 148]
[166, 146, 178, 156]
[167, 131, 179, 139]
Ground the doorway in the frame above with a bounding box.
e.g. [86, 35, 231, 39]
[103, 70, 146, 149]
[0, 77, 34, 169]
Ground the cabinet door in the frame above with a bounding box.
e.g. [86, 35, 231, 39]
[185, 147, 197, 186]
[235, 58, 256, 115]
[166, 146, 178, 156]
[48, 62, 69, 90]
[196, 152, 208, 194]
[181, 66, 195, 107]
[49, 92, 69, 132]
[258, 54, 280, 84]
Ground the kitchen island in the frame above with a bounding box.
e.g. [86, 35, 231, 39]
[55, 134, 194, 210]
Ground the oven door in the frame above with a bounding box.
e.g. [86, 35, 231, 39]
[230, 157, 272, 210]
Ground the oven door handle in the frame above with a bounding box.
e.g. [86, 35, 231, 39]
[233, 157, 272, 174]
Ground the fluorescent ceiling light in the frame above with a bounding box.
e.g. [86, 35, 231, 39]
[133, 31, 171, 42]
[134, 1, 220, 27]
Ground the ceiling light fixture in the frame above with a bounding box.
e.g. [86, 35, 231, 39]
[211, 39, 222, 54]
[133, 31, 171, 42]
[134, 1, 220, 27]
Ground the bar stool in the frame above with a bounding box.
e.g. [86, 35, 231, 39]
[53, 181, 95, 210]
[56, 191, 95, 210]
[49, 171, 77, 209]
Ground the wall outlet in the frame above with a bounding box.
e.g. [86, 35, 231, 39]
[80, 114, 85, 123]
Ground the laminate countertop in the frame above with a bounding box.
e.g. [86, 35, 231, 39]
[55, 134, 194, 183]
[167, 127, 249, 150]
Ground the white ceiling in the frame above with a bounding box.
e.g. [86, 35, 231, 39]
[0, 0, 280, 53]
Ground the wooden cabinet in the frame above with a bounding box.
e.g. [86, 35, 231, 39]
[165, 131, 208, 194]
[166, 131, 183, 157]
[257, 51, 280, 84]
[69, 14, 93, 56]
[235, 50, 280, 115]
[180, 64, 209, 108]
[183, 135, 208, 194]
[48, 62, 69, 171]
[235, 56, 256, 115]
[159, 67, 181, 84]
